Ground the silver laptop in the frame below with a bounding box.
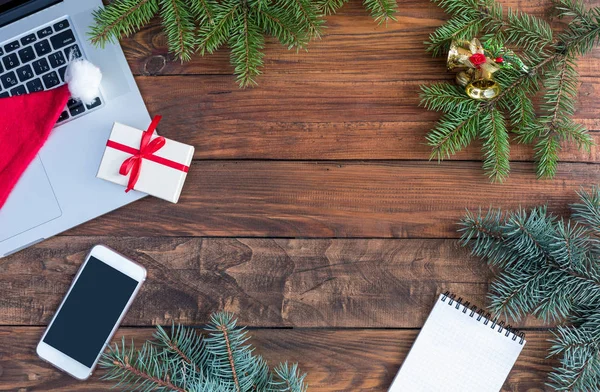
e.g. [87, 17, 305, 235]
[0, 0, 149, 258]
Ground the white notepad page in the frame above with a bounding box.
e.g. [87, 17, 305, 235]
[389, 293, 525, 392]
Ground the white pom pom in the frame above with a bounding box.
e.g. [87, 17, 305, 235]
[64, 58, 102, 106]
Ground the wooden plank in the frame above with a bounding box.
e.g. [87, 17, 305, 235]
[121, 0, 600, 78]
[0, 327, 555, 391]
[0, 237, 546, 328]
[112, 0, 600, 161]
[136, 76, 600, 157]
[63, 161, 599, 238]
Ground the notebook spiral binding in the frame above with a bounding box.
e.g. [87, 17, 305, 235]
[441, 291, 525, 345]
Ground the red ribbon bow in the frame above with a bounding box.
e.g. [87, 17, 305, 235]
[106, 115, 190, 193]
[119, 115, 165, 192]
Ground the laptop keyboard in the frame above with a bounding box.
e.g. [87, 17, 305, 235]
[0, 18, 102, 124]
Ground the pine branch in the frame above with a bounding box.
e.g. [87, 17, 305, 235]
[197, 0, 239, 54]
[316, 0, 348, 16]
[363, 0, 398, 25]
[229, 5, 264, 87]
[89, 0, 159, 46]
[273, 362, 309, 392]
[479, 108, 510, 182]
[423, 0, 598, 180]
[190, 0, 216, 25]
[427, 109, 481, 160]
[160, 0, 196, 61]
[282, 0, 324, 38]
[100, 313, 307, 392]
[460, 187, 600, 389]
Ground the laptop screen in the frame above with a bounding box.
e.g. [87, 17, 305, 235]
[0, 0, 61, 27]
[0, 0, 32, 13]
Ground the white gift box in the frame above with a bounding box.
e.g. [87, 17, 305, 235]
[97, 122, 194, 203]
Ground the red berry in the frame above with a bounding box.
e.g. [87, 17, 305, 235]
[495, 57, 504, 63]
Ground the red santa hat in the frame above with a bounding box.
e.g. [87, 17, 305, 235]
[0, 58, 102, 209]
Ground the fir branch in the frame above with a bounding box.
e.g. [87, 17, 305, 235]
[363, 0, 398, 25]
[427, 109, 481, 160]
[160, 0, 196, 61]
[190, 0, 216, 25]
[100, 313, 307, 392]
[423, 0, 599, 180]
[218, 321, 241, 392]
[479, 108, 510, 182]
[460, 187, 600, 389]
[89, 0, 159, 46]
[229, 6, 264, 87]
[317, 0, 348, 16]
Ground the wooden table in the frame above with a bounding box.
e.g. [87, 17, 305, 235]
[2, 0, 600, 390]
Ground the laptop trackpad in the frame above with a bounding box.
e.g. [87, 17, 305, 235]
[0, 156, 62, 242]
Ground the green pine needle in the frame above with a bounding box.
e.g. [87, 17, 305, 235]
[90, 0, 399, 87]
[160, 0, 196, 61]
[460, 186, 600, 390]
[89, 0, 159, 47]
[422, 0, 598, 180]
[100, 312, 308, 392]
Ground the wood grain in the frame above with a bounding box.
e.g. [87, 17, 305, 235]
[120, 0, 600, 78]
[135, 77, 600, 161]
[0, 327, 555, 392]
[111, 0, 600, 161]
[0, 237, 547, 328]
[63, 161, 599, 238]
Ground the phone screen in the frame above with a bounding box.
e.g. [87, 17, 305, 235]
[43, 256, 138, 367]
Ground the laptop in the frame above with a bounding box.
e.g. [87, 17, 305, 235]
[0, 0, 150, 258]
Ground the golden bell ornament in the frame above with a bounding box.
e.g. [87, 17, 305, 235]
[446, 38, 503, 100]
[455, 70, 472, 87]
[447, 40, 473, 71]
[465, 79, 501, 100]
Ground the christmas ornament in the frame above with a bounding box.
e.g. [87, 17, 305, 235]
[0, 58, 102, 210]
[446, 38, 501, 100]
[421, 0, 597, 182]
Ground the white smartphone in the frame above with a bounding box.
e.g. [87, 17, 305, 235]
[36, 245, 146, 380]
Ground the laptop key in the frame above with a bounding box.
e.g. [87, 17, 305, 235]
[86, 97, 102, 109]
[58, 65, 67, 81]
[2, 53, 20, 70]
[4, 40, 19, 53]
[20, 34, 36, 45]
[64, 44, 81, 59]
[57, 110, 69, 123]
[48, 51, 66, 68]
[34, 40, 51, 56]
[53, 20, 70, 32]
[10, 85, 26, 96]
[32, 58, 50, 75]
[0, 71, 18, 89]
[68, 103, 85, 117]
[0, 47, 3, 56]
[42, 71, 60, 88]
[37, 26, 53, 39]
[18, 46, 35, 63]
[16, 64, 34, 82]
[50, 30, 75, 50]
[0, 92, 8, 98]
[67, 98, 79, 108]
[26, 78, 44, 93]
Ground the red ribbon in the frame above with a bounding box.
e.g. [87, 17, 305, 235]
[106, 115, 189, 193]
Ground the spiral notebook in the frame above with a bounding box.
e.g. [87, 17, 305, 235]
[389, 293, 526, 392]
